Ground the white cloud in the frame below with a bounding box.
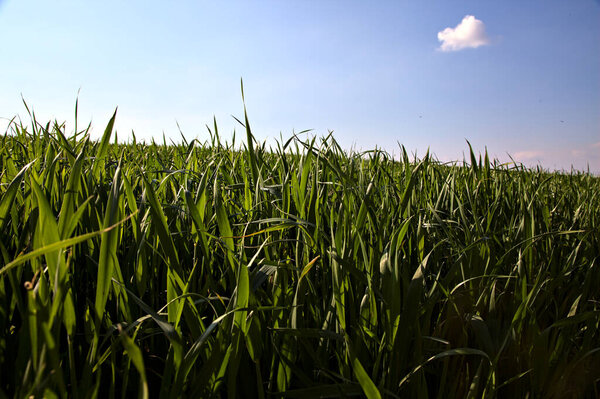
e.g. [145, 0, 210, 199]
[437, 15, 490, 52]
[514, 150, 544, 161]
[570, 149, 586, 157]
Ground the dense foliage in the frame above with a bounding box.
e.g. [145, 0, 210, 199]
[0, 106, 599, 398]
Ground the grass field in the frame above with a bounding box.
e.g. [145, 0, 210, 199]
[0, 102, 599, 398]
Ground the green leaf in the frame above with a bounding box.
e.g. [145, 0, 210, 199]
[399, 348, 490, 389]
[346, 337, 381, 399]
[0, 213, 133, 277]
[58, 144, 86, 238]
[0, 161, 34, 231]
[91, 108, 117, 180]
[119, 331, 149, 399]
[94, 160, 122, 321]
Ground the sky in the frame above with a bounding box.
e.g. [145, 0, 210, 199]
[1, 0, 599, 172]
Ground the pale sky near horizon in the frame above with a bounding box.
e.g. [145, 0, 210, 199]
[1, 1, 599, 171]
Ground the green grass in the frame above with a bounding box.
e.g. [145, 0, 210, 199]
[0, 101, 599, 398]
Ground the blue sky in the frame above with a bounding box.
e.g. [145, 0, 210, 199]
[1, 0, 599, 171]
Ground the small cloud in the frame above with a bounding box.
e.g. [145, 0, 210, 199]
[514, 150, 544, 161]
[570, 143, 600, 160]
[571, 149, 585, 157]
[438, 15, 490, 52]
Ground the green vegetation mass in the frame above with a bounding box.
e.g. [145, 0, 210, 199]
[0, 104, 599, 398]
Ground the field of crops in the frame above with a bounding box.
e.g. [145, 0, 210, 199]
[0, 104, 599, 398]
